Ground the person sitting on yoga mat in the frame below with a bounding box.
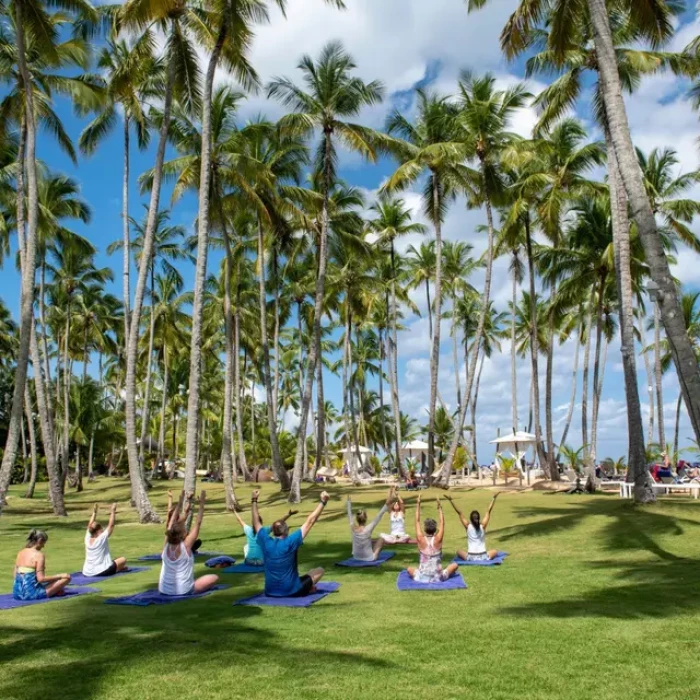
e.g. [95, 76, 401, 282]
[82, 503, 127, 577]
[14, 530, 71, 600]
[446, 493, 500, 562]
[380, 491, 411, 544]
[232, 508, 298, 566]
[407, 495, 459, 583]
[166, 490, 202, 554]
[347, 487, 394, 560]
[159, 491, 219, 596]
[253, 489, 330, 597]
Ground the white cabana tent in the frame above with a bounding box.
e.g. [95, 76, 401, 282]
[400, 440, 429, 473]
[340, 445, 373, 475]
[489, 431, 540, 483]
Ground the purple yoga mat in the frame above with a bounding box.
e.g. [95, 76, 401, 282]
[104, 584, 230, 606]
[221, 563, 264, 574]
[335, 551, 396, 568]
[396, 570, 467, 591]
[452, 552, 508, 567]
[205, 556, 237, 568]
[137, 551, 226, 562]
[234, 581, 341, 608]
[0, 587, 99, 610]
[68, 567, 151, 586]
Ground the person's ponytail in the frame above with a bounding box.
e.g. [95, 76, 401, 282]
[27, 529, 48, 547]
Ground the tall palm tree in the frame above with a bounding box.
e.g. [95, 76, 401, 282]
[267, 40, 384, 502]
[368, 196, 425, 475]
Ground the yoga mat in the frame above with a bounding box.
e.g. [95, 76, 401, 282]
[0, 587, 99, 610]
[221, 563, 265, 574]
[396, 570, 467, 591]
[68, 567, 150, 586]
[335, 551, 396, 568]
[375, 538, 417, 546]
[137, 551, 225, 562]
[105, 584, 230, 606]
[452, 552, 508, 567]
[234, 582, 340, 608]
[205, 556, 237, 568]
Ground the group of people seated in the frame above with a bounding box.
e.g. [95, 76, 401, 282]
[13, 484, 501, 602]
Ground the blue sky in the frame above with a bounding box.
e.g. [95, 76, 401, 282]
[4, 0, 700, 464]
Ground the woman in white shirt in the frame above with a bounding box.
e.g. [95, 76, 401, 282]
[159, 491, 219, 596]
[446, 493, 500, 562]
[83, 503, 127, 577]
[381, 492, 411, 544]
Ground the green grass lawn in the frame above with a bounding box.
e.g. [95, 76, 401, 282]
[2, 480, 700, 700]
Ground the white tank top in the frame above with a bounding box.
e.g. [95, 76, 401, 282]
[467, 523, 487, 554]
[159, 542, 194, 595]
[82, 530, 113, 576]
[390, 512, 406, 537]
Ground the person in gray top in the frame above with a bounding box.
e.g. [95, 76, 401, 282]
[347, 487, 396, 561]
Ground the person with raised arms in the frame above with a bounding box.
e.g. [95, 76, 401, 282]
[445, 493, 500, 562]
[13, 530, 71, 600]
[82, 503, 127, 577]
[407, 495, 459, 583]
[380, 490, 411, 544]
[166, 490, 202, 554]
[347, 486, 394, 560]
[159, 491, 219, 596]
[232, 507, 298, 567]
[252, 489, 330, 597]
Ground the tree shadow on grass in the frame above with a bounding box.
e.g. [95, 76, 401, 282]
[500, 556, 700, 620]
[0, 582, 394, 700]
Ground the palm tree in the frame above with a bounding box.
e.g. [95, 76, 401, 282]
[382, 89, 465, 476]
[406, 240, 437, 338]
[440, 73, 531, 483]
[368, 196, 426, 475]
[267, 40, 384, 502]
[79, 34, 164, 345]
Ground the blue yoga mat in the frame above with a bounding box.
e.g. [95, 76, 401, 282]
[221, 563, 265, 574]
[0, 587, 99, 610]
[68, 567, 151, 586]
[105, 584, 230, 606]
[234, 582, 340, 608]
[396, 570, 467, 591]
[335, 551, 396, 568]
[137, 551, 225, 562]
[205, 556, 237, 568]
[452, 551, 508, 567]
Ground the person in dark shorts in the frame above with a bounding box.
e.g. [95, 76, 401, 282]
[252, 489, 330, 597]
[82, 503, 128, 577]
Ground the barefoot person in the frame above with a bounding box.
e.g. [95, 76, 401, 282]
[252, 489, 330, 597]
[380, 491, 411, 544]
[347, 487, 394, 561]
[159, 491, 219, 596]
[82, 503, 128, 577]
[446, 493, 500, 562]
[232, 508, 298, 567]
[407, 495, 459, 583]
[13, 530, 71, 600]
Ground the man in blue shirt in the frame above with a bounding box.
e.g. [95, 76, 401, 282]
[252, 489, 330, 597]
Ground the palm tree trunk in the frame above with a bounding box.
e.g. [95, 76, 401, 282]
[557, 330, 580, 458]
[389, 244, 405, 478]
[545, 312, 556, 478]
[256, 219, 288, 487]
[641, 323, 655, 446]
[607, 136, 647, 500]
[589, 274, 606, 467]
[184, 24, 228, 494]
[234, 275, 250, 480]
[139, 262, 156, 468]
[312, 340, 326, 480]
[23, 387, 38, 499]
[452, 294, 462, 413]
[511, 268, 518, 432]
[377, 325, 390, 458]
[440, 191, 498, 483]
[0, 8, 42, 513]
[581, 296, 594, 455]
[428, 177, 443, 475]
[272, 252, 281, 419]
[124, 35, 179, 523]
[123, 116, 131, 341]
[470, 352, 485, 470]
[425, 280, 433, 339]
[674, 392, 682, 461]
[654, 302, 666, 451]
[157, 349, 169, 478]
[289, 130, 333, 502]
[62, 310, 71, 490]
[525, 215, 548, 473]
[220, 209, 237, 509]
[588, 0, 700, 446]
